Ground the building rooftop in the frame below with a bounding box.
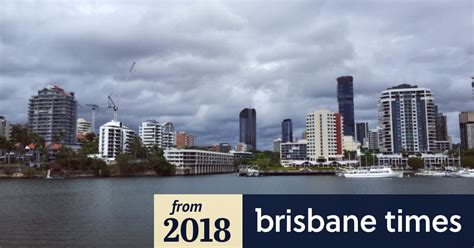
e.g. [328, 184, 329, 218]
[387, 84, 418, 90]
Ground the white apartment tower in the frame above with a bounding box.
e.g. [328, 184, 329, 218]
[139, 120, 176, 148]
[306, 110, 344, 161]
[99, 120, 135, 159]
[377, 84, 437, 154]
[76, 118, 92, 135]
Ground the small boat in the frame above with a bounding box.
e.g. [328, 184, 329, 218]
[340, 166, 403, 178]
[246, 166, 260, 177]
[414, 169, 446, 177]
[45, 169, 52, 179]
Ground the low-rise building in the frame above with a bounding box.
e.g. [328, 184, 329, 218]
[376, 153, 460, 168]
[236, 143, 252, 152]
[231, 151, 254, 161]
[164, 149, 235, 175]
[212, 143, 231, 153]
[280, 140, 307, 165]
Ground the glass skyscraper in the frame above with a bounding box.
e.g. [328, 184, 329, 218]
[337, 76, 355, 137]
[281, 119, 293, 143]
[239, 108, 257, 149]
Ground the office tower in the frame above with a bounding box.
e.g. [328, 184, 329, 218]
[377, 84, 437, 153]
[176, 131, 194, 148]
[459, 112, 474, 149]
[0, 116, 11, 141]
[355, 122, 369, 145]
[76, 118, 92, 136]
[99, 120, 135, 159]
[139, 120, 176, 148]
[239, 108, 256, 149]
[435, 113, 448, 141]
[337, 76, 355, 137]
[281, 119, 293, 143]
[28, 85, 77, 145]
[306, 109, 344, 161]
[273, 138, 282, 153]
[368, 128, 380, 151]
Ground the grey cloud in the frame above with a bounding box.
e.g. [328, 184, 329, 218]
[1, 0, 472, 149]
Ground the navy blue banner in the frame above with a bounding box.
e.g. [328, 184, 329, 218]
[243, 195, 474, 248]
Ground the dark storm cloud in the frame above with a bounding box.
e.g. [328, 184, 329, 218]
[1, 0, 473, 149]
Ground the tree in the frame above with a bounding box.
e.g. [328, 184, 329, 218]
[148, 144, 164, 157]
[408, 157, 424, 170]
[10, 124, 30, 147]
[128, 136, 148, 159]
[360, 150, 375, 167]
[78, 133, 99, 155]
[150, 156, 175, 176]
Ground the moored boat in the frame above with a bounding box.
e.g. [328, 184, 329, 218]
[414, 169, 446, 177]
[340, 166, 403, 178]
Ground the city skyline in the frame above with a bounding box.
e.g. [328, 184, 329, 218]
[1, 1, 473, 150]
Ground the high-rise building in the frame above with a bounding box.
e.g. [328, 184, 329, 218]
[337, 76, 355, 137]
[76, 118, 92, 136]
[28, 85, 77, 145]
[99, 120, 135, 159]
[435, 112, 449, 141]
[306, 110, 344, 161]
[273, 138, 282, 153]
[459, 112, 474, 149]
[281, 119, 293, 143]
[355, 122, 369, 145]
[368, 128, 380, 151]
[0, 116, 11, 141]
[162, 122, 177, 148]
[377, 84, 437, 154]
[239, 108, 256, 149]
[176, 131, 194, 148]
[139, 120, 162, 148]
[139, 120, 176, 148]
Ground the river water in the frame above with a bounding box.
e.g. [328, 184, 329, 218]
[0, 174, 473, 247]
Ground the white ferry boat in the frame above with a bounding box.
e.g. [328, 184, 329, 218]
[414, 169, 446, 177]
[341, 166, 403, 178]
[449, 168, 474, 178]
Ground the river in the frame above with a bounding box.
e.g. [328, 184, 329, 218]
[0, 174, 473, 247]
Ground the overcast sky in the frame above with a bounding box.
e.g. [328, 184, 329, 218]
[1, 0, 473, 149]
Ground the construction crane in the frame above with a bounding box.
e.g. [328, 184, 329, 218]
[107, 95, 118, 121]
[127, 61, 136, 81]
[85, 104, 101, 133]
[105, 62, 136, 122]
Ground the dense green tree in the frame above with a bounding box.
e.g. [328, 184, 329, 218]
[150, 156, 175, 176]
[360, 151, 375, 167]
[408, 157, 424, 169]
[78, 133, 99, 155]
[128, 136, 148, 159]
